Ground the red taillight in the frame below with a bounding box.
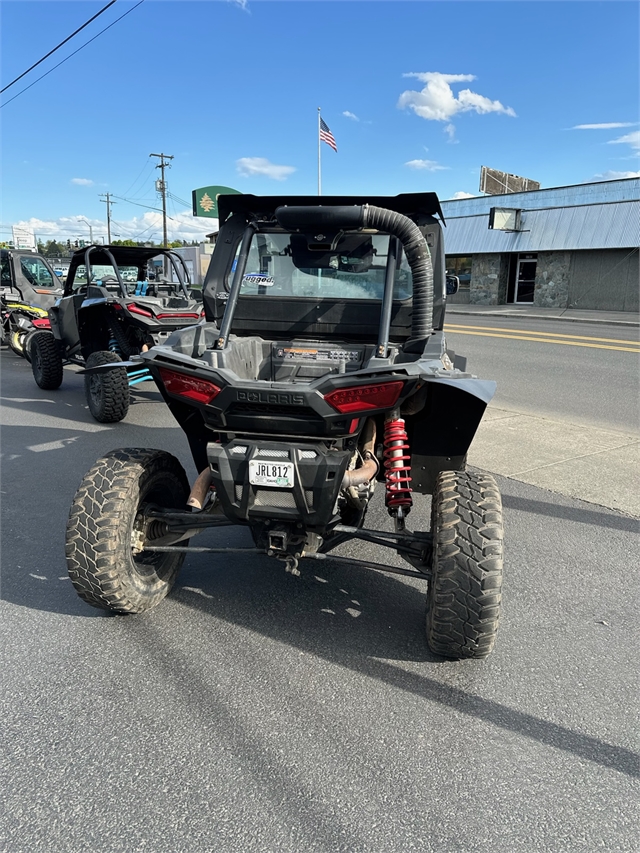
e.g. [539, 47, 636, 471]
[158, 368, 221, 404]
[324, 380, 405, 414]
[128, 304, 153, 318]
[155, 312, 201, 320]
[32, 318, 51, 328]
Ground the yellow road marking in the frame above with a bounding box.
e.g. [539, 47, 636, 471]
[445, 323, 639, 346]
[443, 328, 640, 353]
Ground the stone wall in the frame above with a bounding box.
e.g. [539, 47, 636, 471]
[469, 254, 507, 304]
[534, 252, 571, 307]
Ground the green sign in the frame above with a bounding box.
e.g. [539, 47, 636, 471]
[192, 185, 241, 218]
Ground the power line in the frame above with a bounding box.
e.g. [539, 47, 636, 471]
[0, 0, 145, 108]
[1, 1, 117, 94]
[167, 191, 192, 208]
[109, 194, 177, 221]
[120, 157, 155, 199]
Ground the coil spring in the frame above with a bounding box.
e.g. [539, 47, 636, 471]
[383, 417, 413, 510]
[108, 336, 121, 355]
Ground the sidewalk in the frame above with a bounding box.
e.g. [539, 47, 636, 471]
[468, 407, 640, 518]
[445, 303, 640, 327]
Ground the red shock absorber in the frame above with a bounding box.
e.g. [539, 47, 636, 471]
[383, 411, 413, 514]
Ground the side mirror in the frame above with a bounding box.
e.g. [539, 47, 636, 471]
[446, 274, 459, 296]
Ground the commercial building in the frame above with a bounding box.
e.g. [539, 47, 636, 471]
[440, 177, 639, 312]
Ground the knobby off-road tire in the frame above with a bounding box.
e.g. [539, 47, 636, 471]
[426, 470, 503, 660]
[66, 448, 191, 613]
[84, 350, 130, 423]
[30, 331, 63, 389]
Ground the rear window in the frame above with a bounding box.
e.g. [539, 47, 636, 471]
[229, 232, 415, 301]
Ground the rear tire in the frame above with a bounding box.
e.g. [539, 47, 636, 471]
[84, 350, 129, 423]
[426, 470, 503, 659]
[30, 331, 63, 389]
[66, 448, 191, 613]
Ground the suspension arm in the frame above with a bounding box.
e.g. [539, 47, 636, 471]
[329, 524, 432, 563]
[303, 552, 431, 581]
[140, 545, 431, 581]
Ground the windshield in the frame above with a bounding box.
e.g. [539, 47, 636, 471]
[230, 232, 414, 300]
[72, 264, 142, 292]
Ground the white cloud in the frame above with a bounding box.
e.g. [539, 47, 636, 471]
[398, 72, 516, 122]
[236, 157, 296, 181]
[10, 209, 215, 244]
[444, 123, 457, 143]
[404, 159, 449, 172]
[343, 111, 359, 121]
[573, 123, 636, 130]
[608, 130, 640, 151]
[71, 178, 94, 186]
[450, 191, 476, 199]
[592, 170, 640, 181]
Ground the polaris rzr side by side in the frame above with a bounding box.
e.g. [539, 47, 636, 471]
[68, 193, 504, 659]
[28, 244, 206, 422]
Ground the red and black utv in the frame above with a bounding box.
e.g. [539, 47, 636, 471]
[67, 194, 503, 659]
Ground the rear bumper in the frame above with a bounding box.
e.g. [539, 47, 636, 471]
[208, 439, 351, 529]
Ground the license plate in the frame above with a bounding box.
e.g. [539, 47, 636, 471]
[248, 459, 295, 488]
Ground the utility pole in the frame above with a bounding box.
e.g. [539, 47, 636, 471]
[150, 152, 173, 277]
[99, 192, 115, 243]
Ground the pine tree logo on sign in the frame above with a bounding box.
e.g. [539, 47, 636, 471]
[199, 193, 215, 213]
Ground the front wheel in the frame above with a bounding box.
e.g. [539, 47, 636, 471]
[426, 470, 503, 659]
[84, 350, 130, 423]
[66, 449, 191, 613]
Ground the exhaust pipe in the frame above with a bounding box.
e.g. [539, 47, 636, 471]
[187, 468, 214, 509]
[341, 418, 378, 489]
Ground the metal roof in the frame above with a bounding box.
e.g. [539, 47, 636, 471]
[439, 178, 640, 253]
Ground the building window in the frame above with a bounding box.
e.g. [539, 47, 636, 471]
[445, 256, 472, 290]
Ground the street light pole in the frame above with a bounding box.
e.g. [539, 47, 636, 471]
[79, 218, 93, 244]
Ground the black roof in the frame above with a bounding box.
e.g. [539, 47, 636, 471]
[68, 245, 178, 267]
[217, 192, 444, 226]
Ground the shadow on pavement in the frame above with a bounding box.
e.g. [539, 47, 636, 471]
[143, 549, 640, 781]
[502, 493, 639, 532]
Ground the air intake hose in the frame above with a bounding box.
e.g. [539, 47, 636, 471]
[274, 204, 433, 341]
[362, 205, 433, 341]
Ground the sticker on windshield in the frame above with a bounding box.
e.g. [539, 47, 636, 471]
[242, 273, 274, 286]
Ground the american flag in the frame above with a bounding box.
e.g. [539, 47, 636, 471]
[319, 117, 337, 152]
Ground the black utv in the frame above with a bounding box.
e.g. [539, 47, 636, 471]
[1, 248, 62, 358]
[29, 244, 205, 422]
[68, 193, 503, 659]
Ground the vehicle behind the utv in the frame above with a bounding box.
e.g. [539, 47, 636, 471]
[68, 193, 503, 659]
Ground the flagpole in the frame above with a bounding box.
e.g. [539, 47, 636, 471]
[317, 107, 321, 196]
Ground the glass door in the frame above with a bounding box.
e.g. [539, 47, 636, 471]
[515, 254, 537, 303]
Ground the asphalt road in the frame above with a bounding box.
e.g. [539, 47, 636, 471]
[443, 316, 640, 434]
[1, 347, 639, 853]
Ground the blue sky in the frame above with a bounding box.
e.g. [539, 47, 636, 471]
[1, 0, 638, 244]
